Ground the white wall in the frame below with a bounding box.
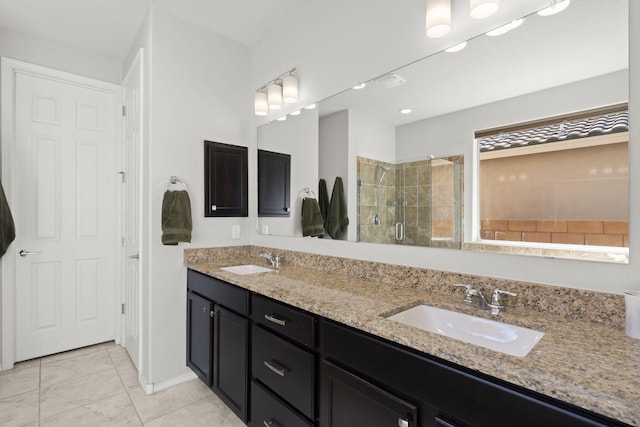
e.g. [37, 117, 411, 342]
[124, 7, 252, 386]
[0, 27, 121, 83]
[396, 70, 629, 243]
[252, 5, 640, 295]
[258, 108, 318, 237]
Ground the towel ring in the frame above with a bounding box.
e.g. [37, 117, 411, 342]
[168, 175, 187, 189]
[299, 187, 316, 198]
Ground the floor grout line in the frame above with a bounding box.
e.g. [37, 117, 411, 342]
[107, 345, 145, 426]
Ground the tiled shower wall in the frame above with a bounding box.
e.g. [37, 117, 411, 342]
[357, 156, 463, 247]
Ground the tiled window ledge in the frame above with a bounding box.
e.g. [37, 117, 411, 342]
[464, 241, 629, 264]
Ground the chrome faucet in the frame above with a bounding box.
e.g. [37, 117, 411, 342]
[453, 284, 517, 315]
[260, 252, 284, 268]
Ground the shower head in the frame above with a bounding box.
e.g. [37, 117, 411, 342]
[376, 163, 390, 185]
[376, 163, 391, 172]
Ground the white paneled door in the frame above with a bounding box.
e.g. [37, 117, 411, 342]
[14, 70, 117, 361]
[122, 49, 143, 369]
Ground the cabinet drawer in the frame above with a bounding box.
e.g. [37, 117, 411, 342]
[188, 269, 248, 315]
[252, 325, 315, 419]
[252, 294, 315, 348]
[251, 381, 313, 427]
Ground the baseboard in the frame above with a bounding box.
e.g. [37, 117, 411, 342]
[145, 370, 197, 394]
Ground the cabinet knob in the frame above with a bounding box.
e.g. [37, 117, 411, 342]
[398, 418, 409, 427]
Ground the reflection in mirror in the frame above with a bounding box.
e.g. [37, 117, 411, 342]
[256, 0, 629, 260]
[357, 155, 463, 248]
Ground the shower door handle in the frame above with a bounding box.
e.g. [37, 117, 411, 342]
[395, 222, 404, 241]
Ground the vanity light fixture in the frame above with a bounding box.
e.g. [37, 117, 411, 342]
[426, 0, 451, 38]
[537, 0, 570, 16]
[470, 0, 499, 19]
[268, 83, 283, 110]
[445, 41, 468, 53]
[254, 67, 298, 116]
[254, 92, 268, 116]
[486, 18, 524, 36]
[282, 74, 298, 103]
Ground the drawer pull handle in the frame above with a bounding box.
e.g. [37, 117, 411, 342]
[264, 360, 287, 377]
[264, 314, 287, 326]
[263, 420, 280, 427]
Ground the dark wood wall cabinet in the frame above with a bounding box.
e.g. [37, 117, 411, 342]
[204, 140, 248, 217]
[258, 149, 291, 217]
[186, 269, 629, 427]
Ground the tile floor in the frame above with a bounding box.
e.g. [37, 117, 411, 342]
[0, 341, 246, 427]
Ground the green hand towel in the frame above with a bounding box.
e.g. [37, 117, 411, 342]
[301, 197, 324, 237]
[326, 177, 349, 239]
[0, 180, 16, 257]
[318, 179, 329, 227]
[162, 190, 192, 245]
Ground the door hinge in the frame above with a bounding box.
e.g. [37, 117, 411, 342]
[122, 105, 126, 117]
[121, 303, 125, 314]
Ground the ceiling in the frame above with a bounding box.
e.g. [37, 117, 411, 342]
[0, 0, 304, 62]
[319, 0, 629, 126]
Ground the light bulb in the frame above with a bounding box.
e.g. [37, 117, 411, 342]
[426, 0, 451, 38]
[282, 75, 298, 103]
[267, 83, 282, 110]
[254, 92, 268, 116]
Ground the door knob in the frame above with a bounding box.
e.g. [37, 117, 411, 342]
[19, 250, 41, 257]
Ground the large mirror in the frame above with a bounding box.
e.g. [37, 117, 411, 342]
[257, 0, 629, 254]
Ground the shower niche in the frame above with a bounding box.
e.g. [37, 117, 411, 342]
[357, 155, 463, 248]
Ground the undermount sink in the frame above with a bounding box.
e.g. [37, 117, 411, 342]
[387, 305, 544, 357]
[220, 264, 274, 275]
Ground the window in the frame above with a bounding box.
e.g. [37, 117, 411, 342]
[477, 105, 629, 250]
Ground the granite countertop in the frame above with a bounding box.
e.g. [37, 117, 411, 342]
[186, 259, 640, 426]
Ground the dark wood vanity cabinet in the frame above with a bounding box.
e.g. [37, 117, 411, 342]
[258, 149, 291, 217]
[186, 270, 249, 422]
[186, 270, 629, 427]
[319, 319, 628, 427]
[204, 140, 248, 217]
[250, 294, 317, 426]
[320, 360, 418, 427]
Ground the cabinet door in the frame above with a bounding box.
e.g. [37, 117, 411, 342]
[258, 149, 291, 217]
[320, 360, 417, 427]
[204, 140, 248, 217]
[213, 305, 249, 423]
[186, 291, 213, 386]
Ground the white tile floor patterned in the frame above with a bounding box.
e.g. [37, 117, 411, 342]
[0, 342, 246, 427]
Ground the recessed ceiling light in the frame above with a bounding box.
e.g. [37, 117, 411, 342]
[304, 103, 317, 110]
[537, 0, 570, 16]
[470, 0, 499, 19]
[486, 18, 524, 37]
[290, 110, 301, 116]
[400, 109, 412, 114]
[353, 82, 366, 90]
[445, 41, 468, 53]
